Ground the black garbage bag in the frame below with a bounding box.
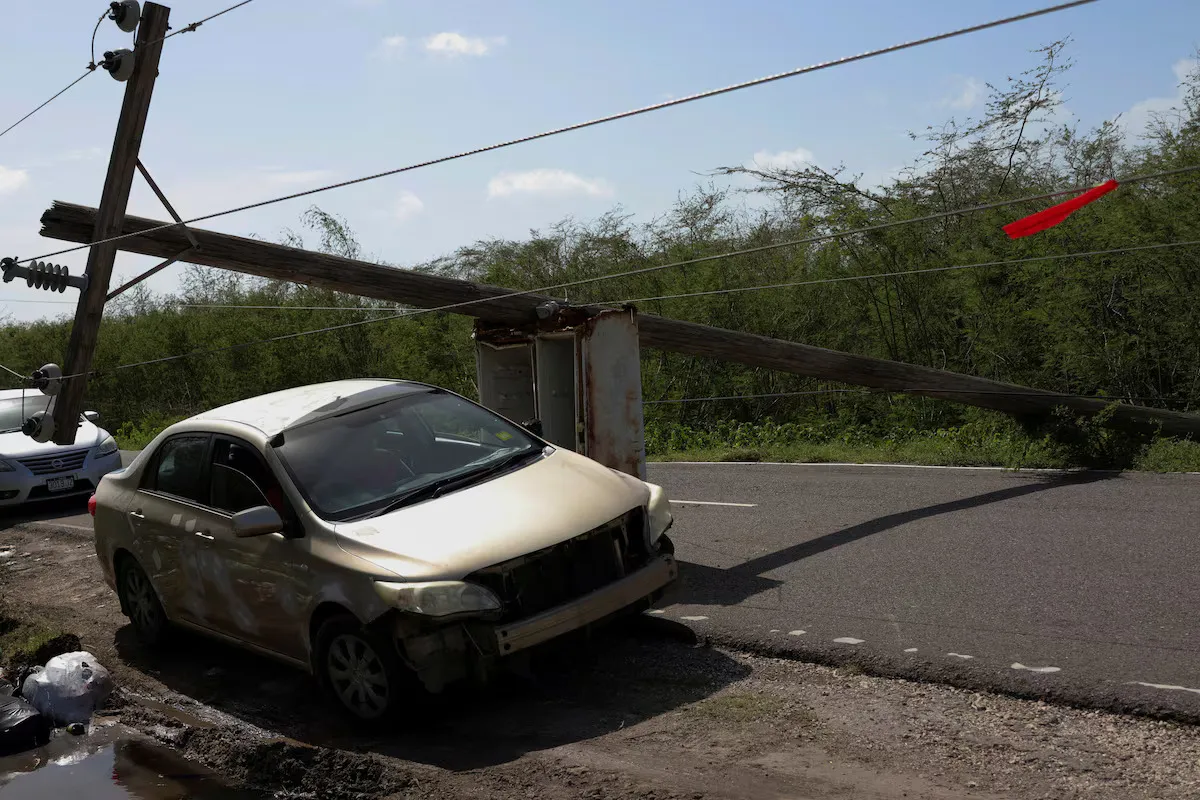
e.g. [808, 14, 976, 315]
[0, 694, 51, 756]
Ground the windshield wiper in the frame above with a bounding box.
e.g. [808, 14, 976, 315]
[360, 448, 544, 519]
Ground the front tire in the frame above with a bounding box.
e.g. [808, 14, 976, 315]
[313, 615, 413, 723]
[116, 556, 168, 645]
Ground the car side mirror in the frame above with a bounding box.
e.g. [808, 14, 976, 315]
[83, 411, 100, 423]
[231, 505, 284, 538]
[521, 418, 543, 437]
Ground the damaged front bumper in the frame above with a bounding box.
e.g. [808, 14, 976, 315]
[494, 553, 678, 656]
[396, 552, 678, 692]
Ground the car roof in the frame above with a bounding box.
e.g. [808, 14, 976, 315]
[188, 379, 434, 436]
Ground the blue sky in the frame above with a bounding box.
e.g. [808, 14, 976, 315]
[1, 0, 1197, 323]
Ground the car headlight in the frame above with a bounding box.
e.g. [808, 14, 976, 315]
[93, 436, 119, 459]
[373, 580, 501, 617]
[0, 459, 13, 473]
[646, 482, 673, 543]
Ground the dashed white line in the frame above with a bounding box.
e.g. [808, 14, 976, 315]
[647, 609, 665, 615]
[788, 630, 806, 636]
[669, 500, 758, 508]
[1012, 663, 1061, 674]
[947, 653, 974, 660]
[680, 615, 709, 621]
[769, 629, 781, 633]
[1129, 681, 1200, 696]
[833, 637, 864, 645]
[903, 648, 918, 653]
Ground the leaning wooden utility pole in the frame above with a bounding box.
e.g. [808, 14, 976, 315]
[38, 202, 1200, 440]
[50, 2, 170, 445]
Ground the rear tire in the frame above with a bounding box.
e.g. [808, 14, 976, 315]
[116, 556, 168, 645]
[313, 615, 416, 723]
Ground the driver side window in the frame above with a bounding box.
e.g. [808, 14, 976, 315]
[208, 438, 289, 518]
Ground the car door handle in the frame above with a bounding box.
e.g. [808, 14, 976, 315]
[195, 531, 215, 541]
[129, 510, 145, 521]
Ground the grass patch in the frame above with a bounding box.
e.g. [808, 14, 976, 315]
[1136, 438, 1200, 472]
[647, 418, 1200, 473]
[0, 613, 81, 673]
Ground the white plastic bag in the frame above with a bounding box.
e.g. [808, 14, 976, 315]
[20, 651, 113, 725]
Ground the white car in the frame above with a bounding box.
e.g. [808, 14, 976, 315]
[0, 389, 123, 507]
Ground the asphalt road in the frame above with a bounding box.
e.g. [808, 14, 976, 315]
[5, 453, 1199, 720]
[649, 462, 1200, 720]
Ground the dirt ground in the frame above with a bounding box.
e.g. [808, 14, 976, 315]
[3, 517, 1200, 800]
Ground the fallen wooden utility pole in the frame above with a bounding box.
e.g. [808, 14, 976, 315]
[50, 3, 171, 444]
[40, 201, 1200, 439]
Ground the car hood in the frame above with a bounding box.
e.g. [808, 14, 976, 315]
[0, 423, 106, 459]
[333, 447, 650, 580]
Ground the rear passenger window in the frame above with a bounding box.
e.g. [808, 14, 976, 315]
[150, 435, 209, 502]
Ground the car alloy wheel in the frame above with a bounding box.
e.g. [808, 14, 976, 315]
[326, 632, 392, 720]
[118, 558, 166, 643]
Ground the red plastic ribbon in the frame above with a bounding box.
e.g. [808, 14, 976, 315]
[1002, 179, 1119, 239]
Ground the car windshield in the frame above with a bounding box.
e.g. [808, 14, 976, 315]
[272, 389, 543, 521]
[0, 396, 51, 433]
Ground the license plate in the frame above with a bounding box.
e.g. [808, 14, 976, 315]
[46, 477, 75, 493]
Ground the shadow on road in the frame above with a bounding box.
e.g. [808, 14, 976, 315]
[0, 496, 90, 532]
[674, 470, 1119, 607]
[114, 613, 744, 771]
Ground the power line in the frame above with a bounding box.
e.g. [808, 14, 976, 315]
[153, 0, 258, 46]
[0, 363, 28, 381]
[2, 0, 259, 145]
[33, 160, 1200, 325]
[50, 168, 1200, 384]
[54, 235, 1199, 384]
[18, 0, 1097, 267]
[594, 239, 1200, 306]
[180, 303, 406, 312]
[0, 71, 96, 143]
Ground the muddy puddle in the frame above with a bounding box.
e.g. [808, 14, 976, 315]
[0, 724, 263, 799]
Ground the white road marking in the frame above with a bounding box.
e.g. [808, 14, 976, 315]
[1129, 681, 1200, 696]
[680, 615, 709, 621]
[647, 609, 665, 615]
[669, 500, 758, 508]
[904, 648, 919, 653]
[769, 629, 781, 633]
[1011, 663, 1061, 674]
[947, 653, 974, 660]
[833, 637, 864, 645]
[788, 630, 806, 636]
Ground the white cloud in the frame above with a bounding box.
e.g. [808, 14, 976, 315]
[0, 166, 29, 195]
[1123, 58, 1198, 138]
[393, 190, 424, 221]
[487, 169, 613, 199]
[261, 169, 337, 186]
[746, 147, 815, 171]
[423, 32, 505, 57]
[942, 76, 984, 110]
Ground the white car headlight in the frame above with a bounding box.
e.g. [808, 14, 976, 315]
[0, 459, 13, 473]
[94, 436, 119, 459]
[373, 580, 501, 617]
